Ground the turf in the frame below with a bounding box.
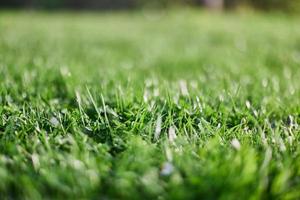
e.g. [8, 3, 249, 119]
[0, 9, 300, 199]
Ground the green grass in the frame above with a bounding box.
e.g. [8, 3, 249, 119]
[0, 9, 300, 199]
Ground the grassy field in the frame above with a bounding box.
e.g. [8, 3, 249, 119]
[0, 10, 300, 199]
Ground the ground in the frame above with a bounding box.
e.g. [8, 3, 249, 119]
[0, 9, 300, 199]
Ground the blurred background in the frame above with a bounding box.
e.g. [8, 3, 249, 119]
[0, 0, 300, 12]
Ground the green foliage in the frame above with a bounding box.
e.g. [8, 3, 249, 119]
[0, 10, 300, 199]
[249, 0, 300, 11]
[2, 0, 300, 12]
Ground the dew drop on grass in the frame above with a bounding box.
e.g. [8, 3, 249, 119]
[154, 115, 162, 140]
[50, 117, 59, 127]
[218, 94, 224, 102]
[143, 89, 150, 102]
[245, 100, 251, 109]
[31, 153, 40, 170]
[72, 159, 84, 170]
[5, 95, 13, 104]
[231, 138, 241, 150]
[279, 138, 286, 152]
[168, 126, 177, 143]
[253, 110, 258, 117]
[287, 115, 294, 127]
[154, 88, 160, 97]
[287, 136, 293, 145]
[60, 66, 71, 77]
[165, 146, 173, 162]
[179, 80, 189, 96]
[75, 91, 82, 105]
[160, 162, 174, 176]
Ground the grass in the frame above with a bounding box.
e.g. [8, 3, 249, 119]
[0, 9, 300, 199]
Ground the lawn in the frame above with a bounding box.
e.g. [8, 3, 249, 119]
[0, 9, 300, 199]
